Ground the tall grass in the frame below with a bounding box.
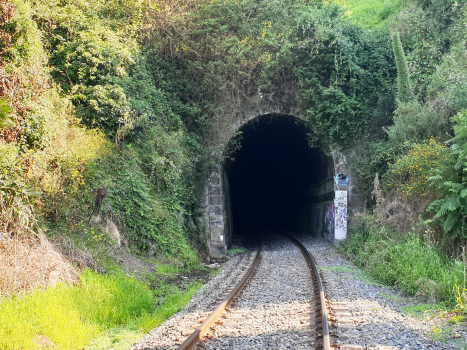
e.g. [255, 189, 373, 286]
[0, 270, 201, 349]
[71, 270, 155, 327]
[137, 282, 201, 332]
[0, 284, 92, 350]
[340, 221, 465, 299]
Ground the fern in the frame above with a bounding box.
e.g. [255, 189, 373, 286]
[428, 110, 467, 241]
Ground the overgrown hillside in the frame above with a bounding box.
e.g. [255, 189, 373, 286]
[2, 0, 467, 348]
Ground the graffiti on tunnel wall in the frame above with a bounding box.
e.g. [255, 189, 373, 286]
[315, 209, 321, 228]
[325, 203, 334, 236]
[334, 190, 347, 240]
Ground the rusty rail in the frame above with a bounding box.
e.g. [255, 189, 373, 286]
[283, 233, 331, 350]
[177, 239, 262, 350]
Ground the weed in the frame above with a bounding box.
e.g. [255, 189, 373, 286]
[320, 265, 384, 286]
[340, 218, 466, 299]
[0, 283, 93, 349]
[71, 270, 155, 327]
[449, 314, 466, 324]
[325, 266, 357, 273]
[87, 282, 202, 350]
[377, 292, 404, 302]
[227, 247, 248, 254]
[430, 324, 453, 342]
[402, 301, 455, 319]
[157, 264, 180, 275]
[454, 338, 467, 350]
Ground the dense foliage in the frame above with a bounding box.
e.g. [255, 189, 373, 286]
[0, 0, 401, 253]
[5, 0, 467, 347]
[2, 0, 467, 274]
[339, 218, 465, 300]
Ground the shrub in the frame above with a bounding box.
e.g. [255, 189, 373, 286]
[428, 110, 467, 242]
[388, 138, 448, 199]
[386, 102, 449, 144]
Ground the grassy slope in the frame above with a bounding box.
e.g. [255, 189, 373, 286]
[339, 221, 464, 301]
[0, 263, 203, 350]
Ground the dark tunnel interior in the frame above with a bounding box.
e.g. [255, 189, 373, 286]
[223, 115, 328, 235]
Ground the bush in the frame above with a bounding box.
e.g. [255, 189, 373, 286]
[387, 138, 448, 198]
[386, 102, 449, 144]
[428, 110, 467, 242]
[341, 218, 465, 300]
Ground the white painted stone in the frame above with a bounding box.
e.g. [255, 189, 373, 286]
[334, 190, 347, 240]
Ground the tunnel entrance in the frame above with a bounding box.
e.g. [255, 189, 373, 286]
[222, 115, 332, 238]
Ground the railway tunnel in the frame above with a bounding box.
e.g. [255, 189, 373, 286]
[208, 114, 340, 257]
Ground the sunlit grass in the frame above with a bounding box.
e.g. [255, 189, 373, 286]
[0, 270, 202, 350]
[329, 0, 403, 28]
[0, 284, 93, 350]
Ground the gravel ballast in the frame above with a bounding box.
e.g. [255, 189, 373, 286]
[296, 233, 465, 350]
[130, 233, 466, 350]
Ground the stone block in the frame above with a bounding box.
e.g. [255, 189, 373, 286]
[210, 195, 221, 205]
[209, 245, 227, 259]
[211, 205, 222, 215]
[340, 346, 363, 350]
[210, 186, 221, 195]
[211, 234, 224, 243]
[210, 223, 224, 238]
[209, 174, 220, 185]
[210, 214, 223, 223]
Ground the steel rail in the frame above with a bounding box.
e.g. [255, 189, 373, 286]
[283, 233, 331, 350]
[176, 239, 262, 350]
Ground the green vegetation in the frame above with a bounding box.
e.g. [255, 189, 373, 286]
[377, 292, 404, 302]
[227, 247, 249, 254]
[332, 0, 403, 28]
[392, 31, 414, 103]
[4, 0, 467, 347]
[431, 324, 454, 342]
[319, 264, 383, 286]
[340, 219, 466, 300]
[402, 301, 455, 319]
[0, 269, 201, 350]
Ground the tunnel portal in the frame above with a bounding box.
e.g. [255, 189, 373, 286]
[224, 115, 329, 233]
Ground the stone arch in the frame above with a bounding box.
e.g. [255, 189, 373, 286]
[204, 111, 357, 258]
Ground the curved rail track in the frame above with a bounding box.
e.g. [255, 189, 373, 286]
[177, 233, 332, 350]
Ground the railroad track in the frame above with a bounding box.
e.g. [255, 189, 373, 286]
[177, 232, 333, 350]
